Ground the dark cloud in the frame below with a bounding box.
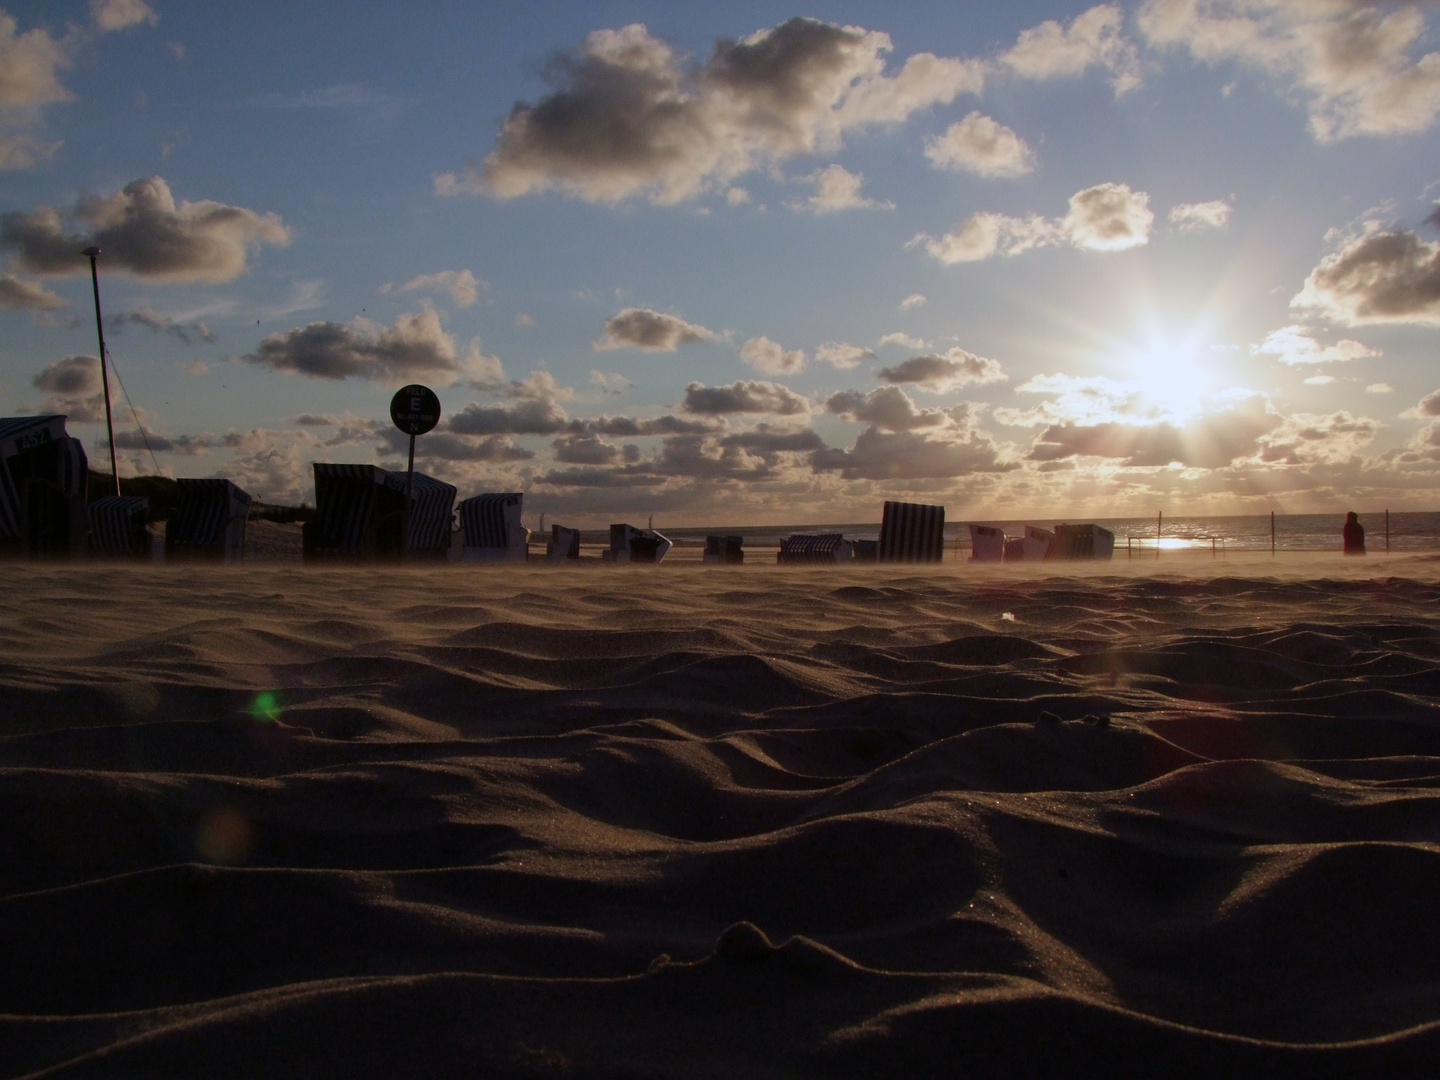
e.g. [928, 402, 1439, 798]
[449, 396, 570, 436]
[683, 379, 809, 415]
[719, 428, 824, 454]
[552, 433, 625, 465]
[32, 354, 100, 397]
[595, 307, 714, 351]
[580, 413, 718, 436]
[108, 306, 215, 343]
[0, 274, 65, 310]
[812, 425, 1013, 480]
[825, 386, 950, 431]
[242, 308, 475, 384]
[1411, 389, 1440, 417]
[443, 18, 981, 204]
[876, 347, 1006, 392]
[1, 176, 290, 282]
[379, 427, 533, 462]
[1028, 396, 1279, 468]
[1292, 229, 1440, 326]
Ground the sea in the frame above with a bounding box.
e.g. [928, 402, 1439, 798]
[583, 512, 1440, 554]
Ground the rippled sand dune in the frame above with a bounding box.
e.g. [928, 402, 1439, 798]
[4, 556, 1440, 1077]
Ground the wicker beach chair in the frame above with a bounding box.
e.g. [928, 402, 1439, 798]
[88, 496, 150, 559]
[777, 533, 853, 564]
[702, 535, 744, 564]
[547, 524, 581, 561]
[458, 492, 528, 561]
[879, 500, 946, 563]
[1049, 524, 1115, 560]
[303, 463, 407, 563]
[165, 479, 252, 562]
[405, 473, 458, 562]
[607, 523, 672, 564]
[0, 415, 89, 559]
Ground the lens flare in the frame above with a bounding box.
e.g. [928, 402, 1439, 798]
[248, 690, 282, 723]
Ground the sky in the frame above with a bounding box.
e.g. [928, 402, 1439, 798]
[2, 0, 1439, 525]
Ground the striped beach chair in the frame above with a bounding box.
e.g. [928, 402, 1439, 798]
[405, 473, 457, 561]
[777, 533, 853, 564]
[303, 463, 408, 562]
[967, 523, 1005, 562]
[703, 535, 744, 564]
[607, 523, 672, 564]
[547, 524, 581, 561]
[879, 501, 946, 563]
[0, 415, 89, 559]
[88, 495, 150, 559]
[165, 478, 252, 562]
[458, 492, 529, 561]
[1050, 523, 1115, 560]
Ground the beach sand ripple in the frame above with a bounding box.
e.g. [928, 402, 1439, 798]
[3, 557, 1440, 1077]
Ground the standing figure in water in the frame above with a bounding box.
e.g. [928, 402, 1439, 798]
[1343, 511, 1365, 555]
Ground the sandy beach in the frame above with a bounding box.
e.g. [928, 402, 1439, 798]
[4, 554, 1440, 1077]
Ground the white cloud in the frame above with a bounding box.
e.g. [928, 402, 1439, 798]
[878, 331, 929, 349]
[595, 307, 715, 351]
[924, 111, 1035, 177]
[0, 13, 71, 112]
[740, 335, 806, 375]
[1366, 382, 1394, 394]
[0, 132, 61, 170]
[1168, 199, 1232, 231]
[1254, 324, 1381, 364]
[441, 18, 984, 205]
[1303, 374, 1335, 385]
[726, 186, 750, 206]
[397, 268, 485, 307]
[514, 312, 535, 327]
[683, 380, 810, 416]
[788, 164, 892, 213]
[912, 181, 1152, 263]
[1291, 227, 1440, 326]
[90, 0, 158, 32]
[815, 342, 875, 369]
[1138, 0, 1440, 141]
[900, 293, 926, 310]
[1000, 3, 1142, 94]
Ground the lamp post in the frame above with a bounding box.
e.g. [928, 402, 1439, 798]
[82, 246, 120, 496]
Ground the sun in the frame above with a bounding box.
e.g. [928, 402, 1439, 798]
[1124, 335, 1214, 420]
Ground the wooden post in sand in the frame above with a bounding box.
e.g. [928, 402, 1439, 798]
[1156, 511, 1162, 559]
[1271, 511, 1275, 556]
[1386, 509, 1390, 553]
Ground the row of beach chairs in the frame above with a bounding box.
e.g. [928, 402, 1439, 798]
[967, 522, 1115, 561]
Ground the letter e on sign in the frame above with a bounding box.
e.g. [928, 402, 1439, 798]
[390, 384, 440, 436]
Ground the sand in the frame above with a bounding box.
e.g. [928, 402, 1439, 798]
[4, 554, 1440, 1077]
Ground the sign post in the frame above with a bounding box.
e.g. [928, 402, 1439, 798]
[389, 384, 441, 559]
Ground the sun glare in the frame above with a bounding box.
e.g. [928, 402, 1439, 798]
[1123, 335, 1214, 420]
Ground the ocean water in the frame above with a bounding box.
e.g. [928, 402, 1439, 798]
[619, 512, 1440, 553]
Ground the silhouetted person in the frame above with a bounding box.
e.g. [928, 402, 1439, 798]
[1343, 511, 1365, 555]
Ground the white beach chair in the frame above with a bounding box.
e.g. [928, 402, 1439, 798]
[777, 533, 854, 564]
[606, 523, 672, 564]
[458, 492, 529, 562]
[0, 415, 89, 559]
[967, 523, 1005, 562]
[1050, 524, 1115, 560]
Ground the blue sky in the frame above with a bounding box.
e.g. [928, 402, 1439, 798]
[2, 0, 1439, 524]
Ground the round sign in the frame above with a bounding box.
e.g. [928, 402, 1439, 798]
[390, 384, 440, 436]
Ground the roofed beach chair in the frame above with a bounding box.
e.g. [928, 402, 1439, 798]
[777, 533, 853, 564]
[0, 415, 89, 559]
[703, 535, 744, 564]
[1049, 523, 1115, 560]
[165, 478, 252, 562]
[88, 496, 150, 559]
[879, 500, 945, 563]
[1017, 526, 1056, 561]
[968, 523, 1005, 562]
[607, 523, 672, 564]
[303, 463, 407, 563]
[405, 473, 458, 562]
[458, 492, 528, 562]
[547, 524, 581, 561]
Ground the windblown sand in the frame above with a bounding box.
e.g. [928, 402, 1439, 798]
[4, 554, 1440, 1078]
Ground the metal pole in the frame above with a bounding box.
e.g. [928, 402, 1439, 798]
[1271, 510, 1275, 555]
[1156, 511, 1161, 559]
[403, 431, 416, 560]
[1386, 509, 1390, 553]
[83, 247, 120, 496]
